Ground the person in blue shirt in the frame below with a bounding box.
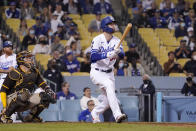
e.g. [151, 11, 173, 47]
[56, 82, 78, 100]
[149, 10, 167, 28]
[93, 0, 113, 14]
[5, 2, 20, 19]
[79, 100, 95, 122]
[64, 51, 80, 73]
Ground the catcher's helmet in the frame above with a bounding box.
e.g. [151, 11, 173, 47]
[101, 16, 116, 33]
[16, 51, 35, 69]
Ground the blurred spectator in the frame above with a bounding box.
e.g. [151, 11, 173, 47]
[51, 36, 64, 54]
[93, 0, 113, 14]
[32, 35, 51, 54]
[53, 3, 64, 21]
[81, 0, 94, 14]
[175, 0, 185, 13]
[0, 32, 9, 43]
[132, 1, 143, 18]
[164, 51, 182, 75]
[182, 2, 191, 18]
[126, 0, 137, 8]
[32, 16, 49, 37]
[47, 29, 55, 45]
[161, 0, 175, 19]
[185, 9, 195, 27]
[183, 50, 196, 76]
[63, 51, 80, 73]
[51, 13, 63, 33]
[49, 0, 63, 12]
[114, 59, 128, 76]
[159, 0, 174, 10]
[80, 52, 91, 72]
[61, 12, 70, 23]
[146, 2, 157, 18]
[66, 32, 81, 52]
[183, 27, 195, 51]
[139, 74, 155, 122]
[80, 87, 99, 110]
[18, 19, 28, 37]
[54, 24, 66, 40]
[40, 7, 51, 23]
[133, 9, 150, 28]
[181, 75, 196, 96]
[149, 10, 167, 28]
[22, 28, 37, 50]
[79, 100, 95, 122]
[174, 39, 191, 59]
[125, 43, 140, 63]
[5, 2, 20, 19]
[142, 0, 154, 10]
[63, 0, 81, 14]
[56, 82, 78, 100]
[70, 41, 81, 57]
[175, 22, 187, 38]
[168, 11, 182, 30]
[66, 23, 78, 39]
[33, 0, 47, 14]
[127, 59, 145, 76]
[88, 11, 101, 33]
[44, 58, 63, 92]
[20, 0, 34, 20]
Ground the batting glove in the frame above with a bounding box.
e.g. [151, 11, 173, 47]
[114, 48, 121, 54]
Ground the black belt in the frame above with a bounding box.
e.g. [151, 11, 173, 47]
[95, 68, 112, 73]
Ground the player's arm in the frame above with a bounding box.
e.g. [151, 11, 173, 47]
[0, 70, 18, 108]
[90, 40, 107, 62]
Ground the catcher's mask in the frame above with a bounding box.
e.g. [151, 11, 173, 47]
[17, 51, 35, 69]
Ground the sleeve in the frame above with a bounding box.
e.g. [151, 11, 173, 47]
[80, 98, 86, 110]
[5, 9, 12, 18]
[78, 111, 87, 121]
[35, 69, 48, 89]
[118, 46, 125, 59]
[90, 40, 107, 62]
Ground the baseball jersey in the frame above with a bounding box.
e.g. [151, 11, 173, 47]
[0, 54, 17, 79]
[91, 33, 123, 70]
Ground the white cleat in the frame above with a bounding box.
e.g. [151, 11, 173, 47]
[116, 114, 127, 123]
[92, 118, 101, 123]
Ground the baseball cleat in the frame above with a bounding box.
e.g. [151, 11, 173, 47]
[0, 114, 13, 123]
[116, 114, 127, 123]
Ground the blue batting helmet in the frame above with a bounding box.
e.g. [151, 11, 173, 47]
[101, 16, 116, 33]
[3, 41, 13, 48]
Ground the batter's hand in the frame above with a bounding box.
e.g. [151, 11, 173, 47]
[107, 51, 117, 59]
[114, 48, 121, 54]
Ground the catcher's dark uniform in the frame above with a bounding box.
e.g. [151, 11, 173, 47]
[0, 51, 56, 123]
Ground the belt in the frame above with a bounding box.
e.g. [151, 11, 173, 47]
[95, 68, 112, 73]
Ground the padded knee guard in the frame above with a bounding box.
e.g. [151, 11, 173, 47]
[17, 88, 31, 106]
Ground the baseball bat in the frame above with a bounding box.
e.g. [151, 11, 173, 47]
[115, 23, 132, 49]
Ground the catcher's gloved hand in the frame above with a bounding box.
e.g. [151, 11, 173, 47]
[45, 87, 56, 104]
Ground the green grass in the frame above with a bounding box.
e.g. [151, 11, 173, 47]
[0, 122, 196, 131]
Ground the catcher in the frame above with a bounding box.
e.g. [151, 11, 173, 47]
[0, 51, 56, 123]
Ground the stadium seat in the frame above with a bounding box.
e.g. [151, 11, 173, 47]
[77, 57, 85, 62]
[35, 54, 52, 70]
[177, 58, 190, 67]
[59, 100, 81, 122]
[60, 40, 67, 46]
[61, 72, 72, 76]
[26, 19, 36, 28]
[68, 14, 80, 20]
[118, 96, 139, 122]
[46, 101, 61, 111]
[169, 73, 186, 77]
[72, 72, 90, 76]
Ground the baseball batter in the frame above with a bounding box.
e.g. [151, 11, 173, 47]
[90, 16, 126, 123]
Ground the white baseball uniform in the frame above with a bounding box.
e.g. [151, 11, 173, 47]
[0, 53, 17, 90]
[90, 33, 124, 122]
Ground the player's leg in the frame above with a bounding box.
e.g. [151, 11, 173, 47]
[22, 92, 50, 122]
[91, 89, 109, 123]
[0, 89, 31, 123]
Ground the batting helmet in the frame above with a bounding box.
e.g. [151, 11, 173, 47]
[101, 16, 116, 33]
[16, 50, 35, 69]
